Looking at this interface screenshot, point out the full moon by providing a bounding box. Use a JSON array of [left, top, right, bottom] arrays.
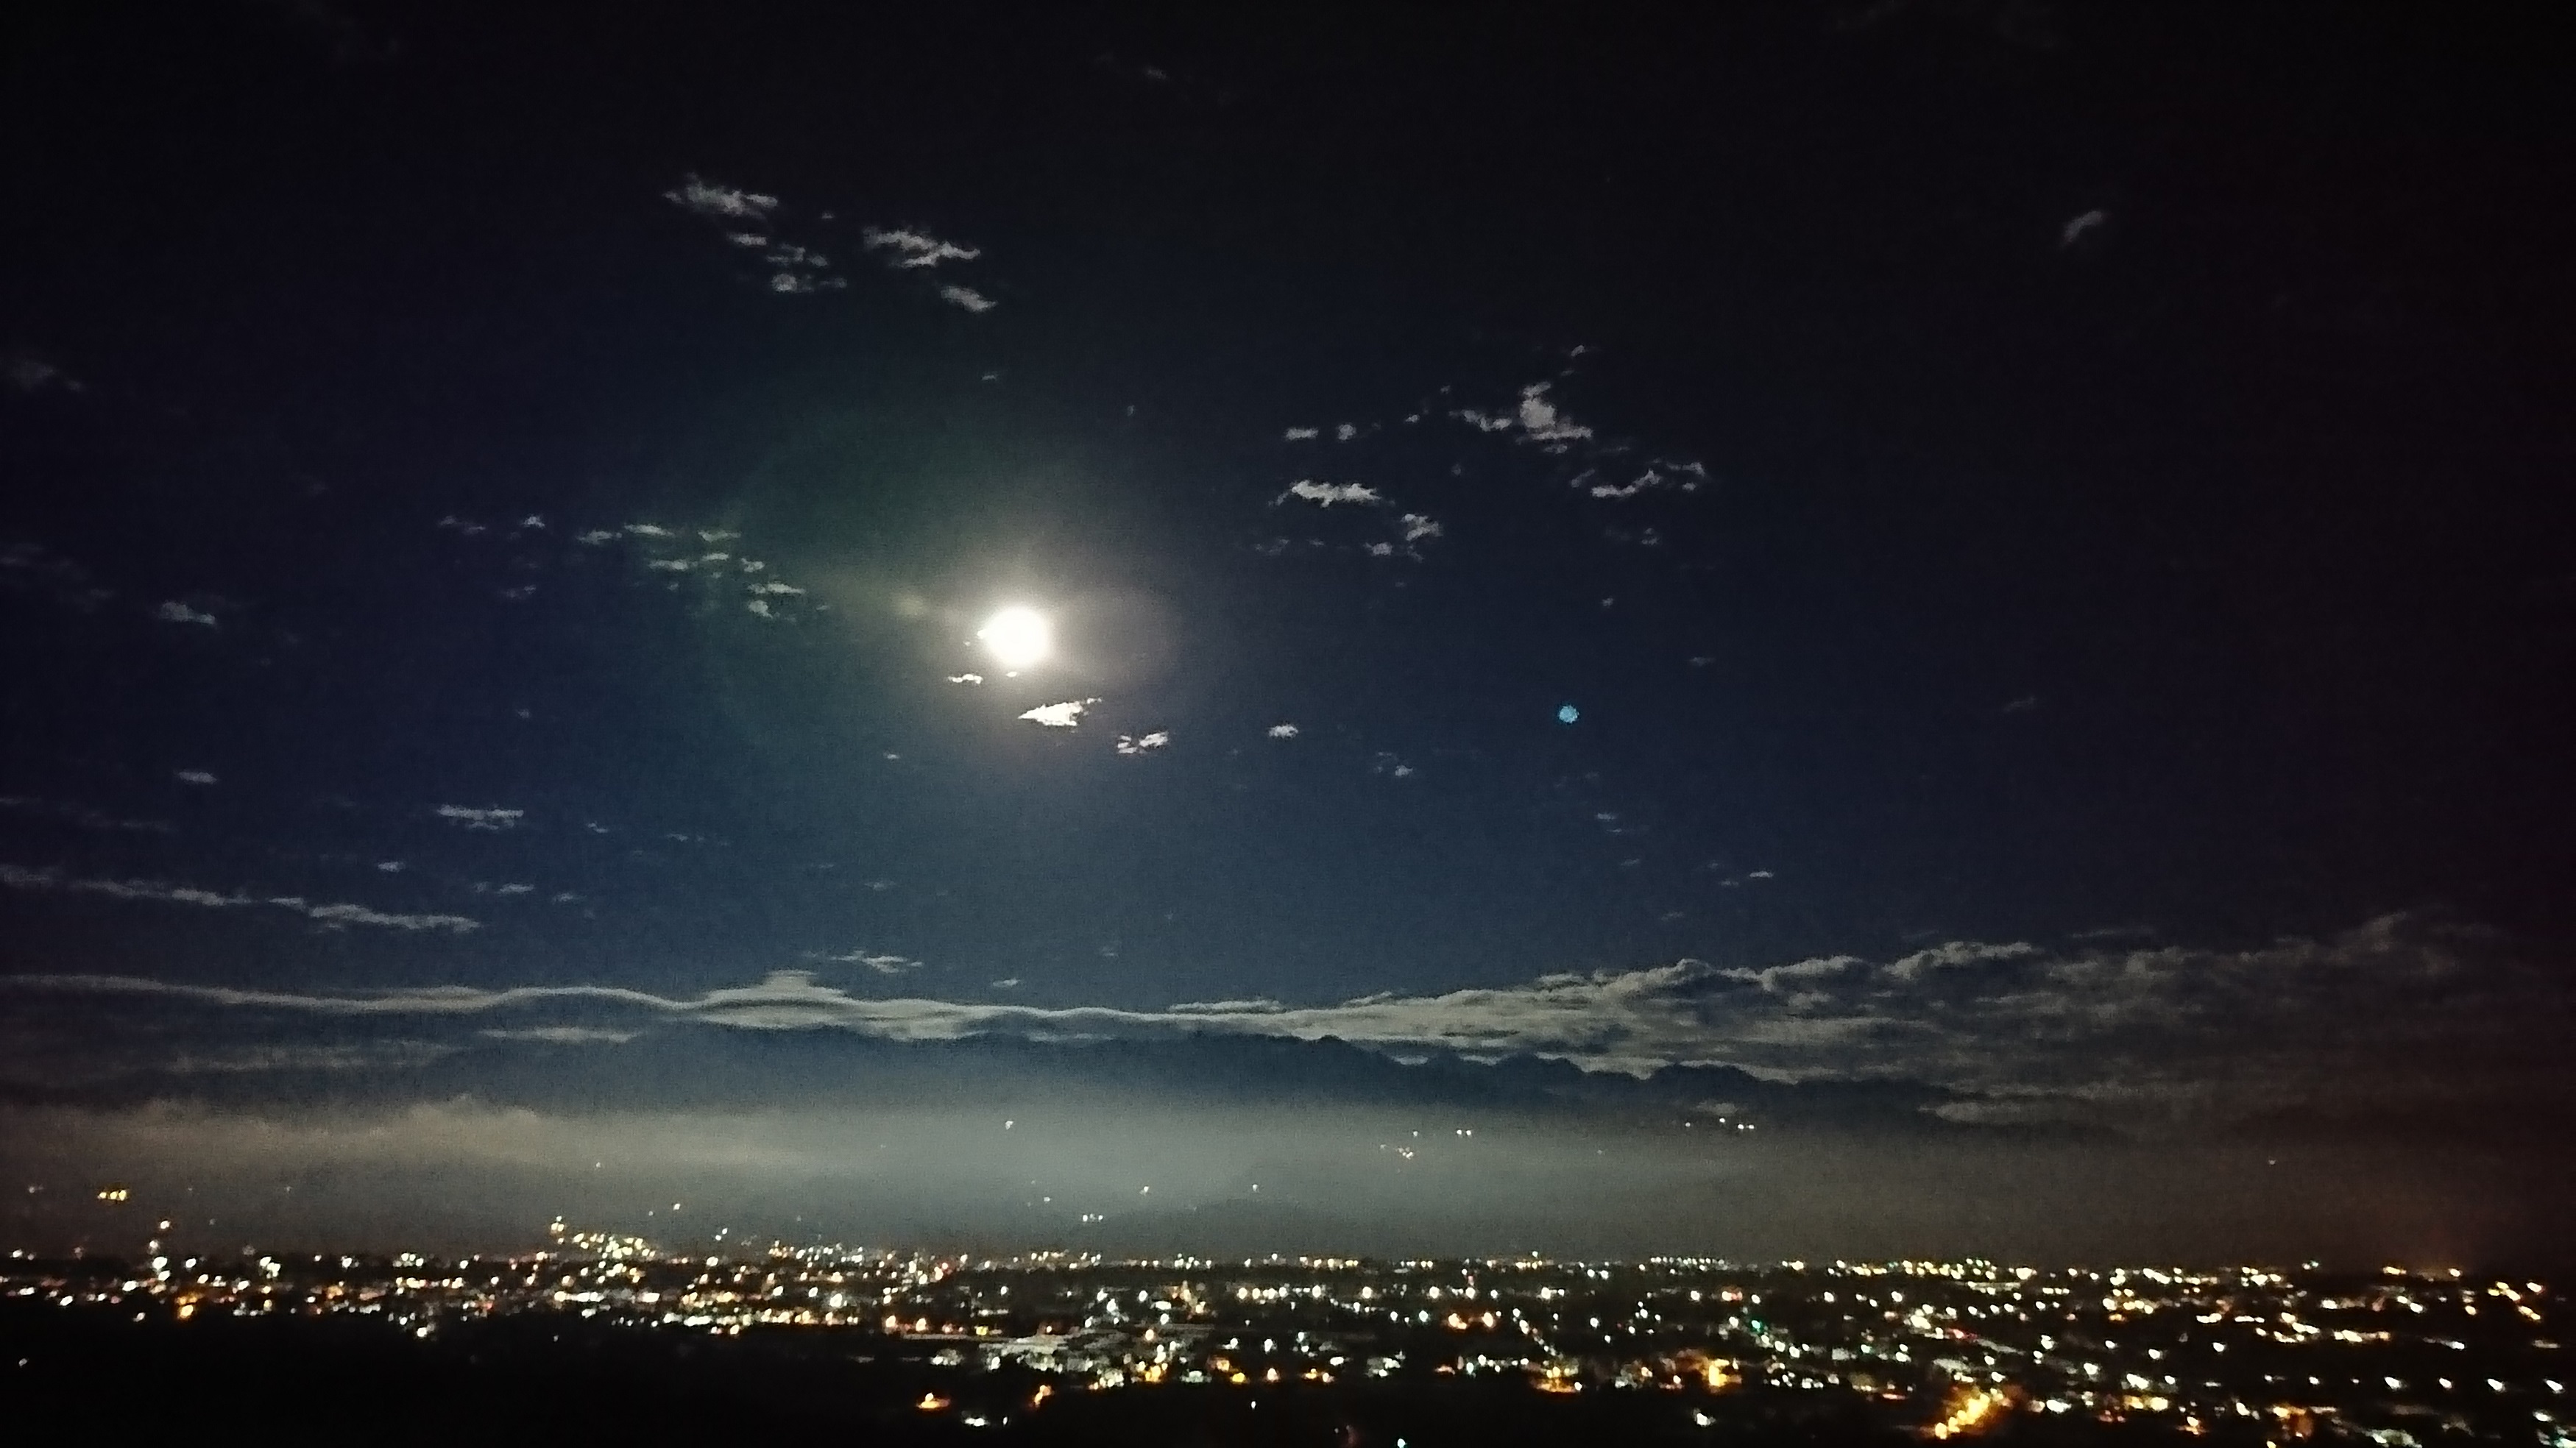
[[977, 606, 1052, 670]]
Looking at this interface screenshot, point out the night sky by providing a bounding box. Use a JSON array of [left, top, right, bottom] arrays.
[[4, 1, 2573, 1265]]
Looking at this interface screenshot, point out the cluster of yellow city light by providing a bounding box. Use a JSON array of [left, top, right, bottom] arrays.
[[1928, 1385, 2009, 1439]]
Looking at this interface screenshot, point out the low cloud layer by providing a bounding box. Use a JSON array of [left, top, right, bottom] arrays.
[[10, 916, 2555, 1131], [10, 1091, 2494, 1263]]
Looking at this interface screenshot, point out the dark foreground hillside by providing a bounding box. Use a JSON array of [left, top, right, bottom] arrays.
[[0, 1302, 2240, 1447]]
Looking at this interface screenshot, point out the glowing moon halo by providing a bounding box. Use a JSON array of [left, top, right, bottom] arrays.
[[977, 606, 1052, 670]]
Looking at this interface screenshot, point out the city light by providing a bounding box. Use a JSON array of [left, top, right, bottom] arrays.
[[5, 1224, 2560, 1441]]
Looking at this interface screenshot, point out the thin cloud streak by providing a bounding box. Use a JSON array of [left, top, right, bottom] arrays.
[[0, 863, 479, 932], [434, 805, 524, 831], [663, 175, 776, 221], [1278, 480, 1381, 507], [0, 796, 174, 835], [861, 227, 980, 269]]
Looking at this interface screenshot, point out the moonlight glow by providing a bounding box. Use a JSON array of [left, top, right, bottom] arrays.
[[977, 606, 1052, 670]]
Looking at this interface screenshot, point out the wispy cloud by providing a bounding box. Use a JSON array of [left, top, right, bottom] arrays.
[[938, 284, 997, 314], [153, 600, 218, 628], [297, 901, 481, 931], [663, 175, 777, 221], [1584, 459, 1704, 500], [746, 579, 805, 620], [0, 796, 173, 835], [1114, 731, 1170, 756], [1017, 699, 1097, 728], [434, 805, 523, 831], [0, 862, 478, 932], [1282, 426, 1320, 441], [861, 227, 980, 269], [662, 177, 841, 293], [480, 1026, 641, 1045], [1266, 723, 1299, 739], [576, 520, 815, 620], [1, 542, 115, 613], [4, 352, 83, 394], [1399, 514, 1442, 542], [1586, 469, 1657, 499], [174, 770, 218, 787], [813, 948, 921, 975], [1452, 383, 1594, 447], [1278, 480, 1381, 507], [947, 672, 986, 686], [1515, 383, 1591, 442], [158, 1042, 461, 1074], [760, 249, 844, 293]]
